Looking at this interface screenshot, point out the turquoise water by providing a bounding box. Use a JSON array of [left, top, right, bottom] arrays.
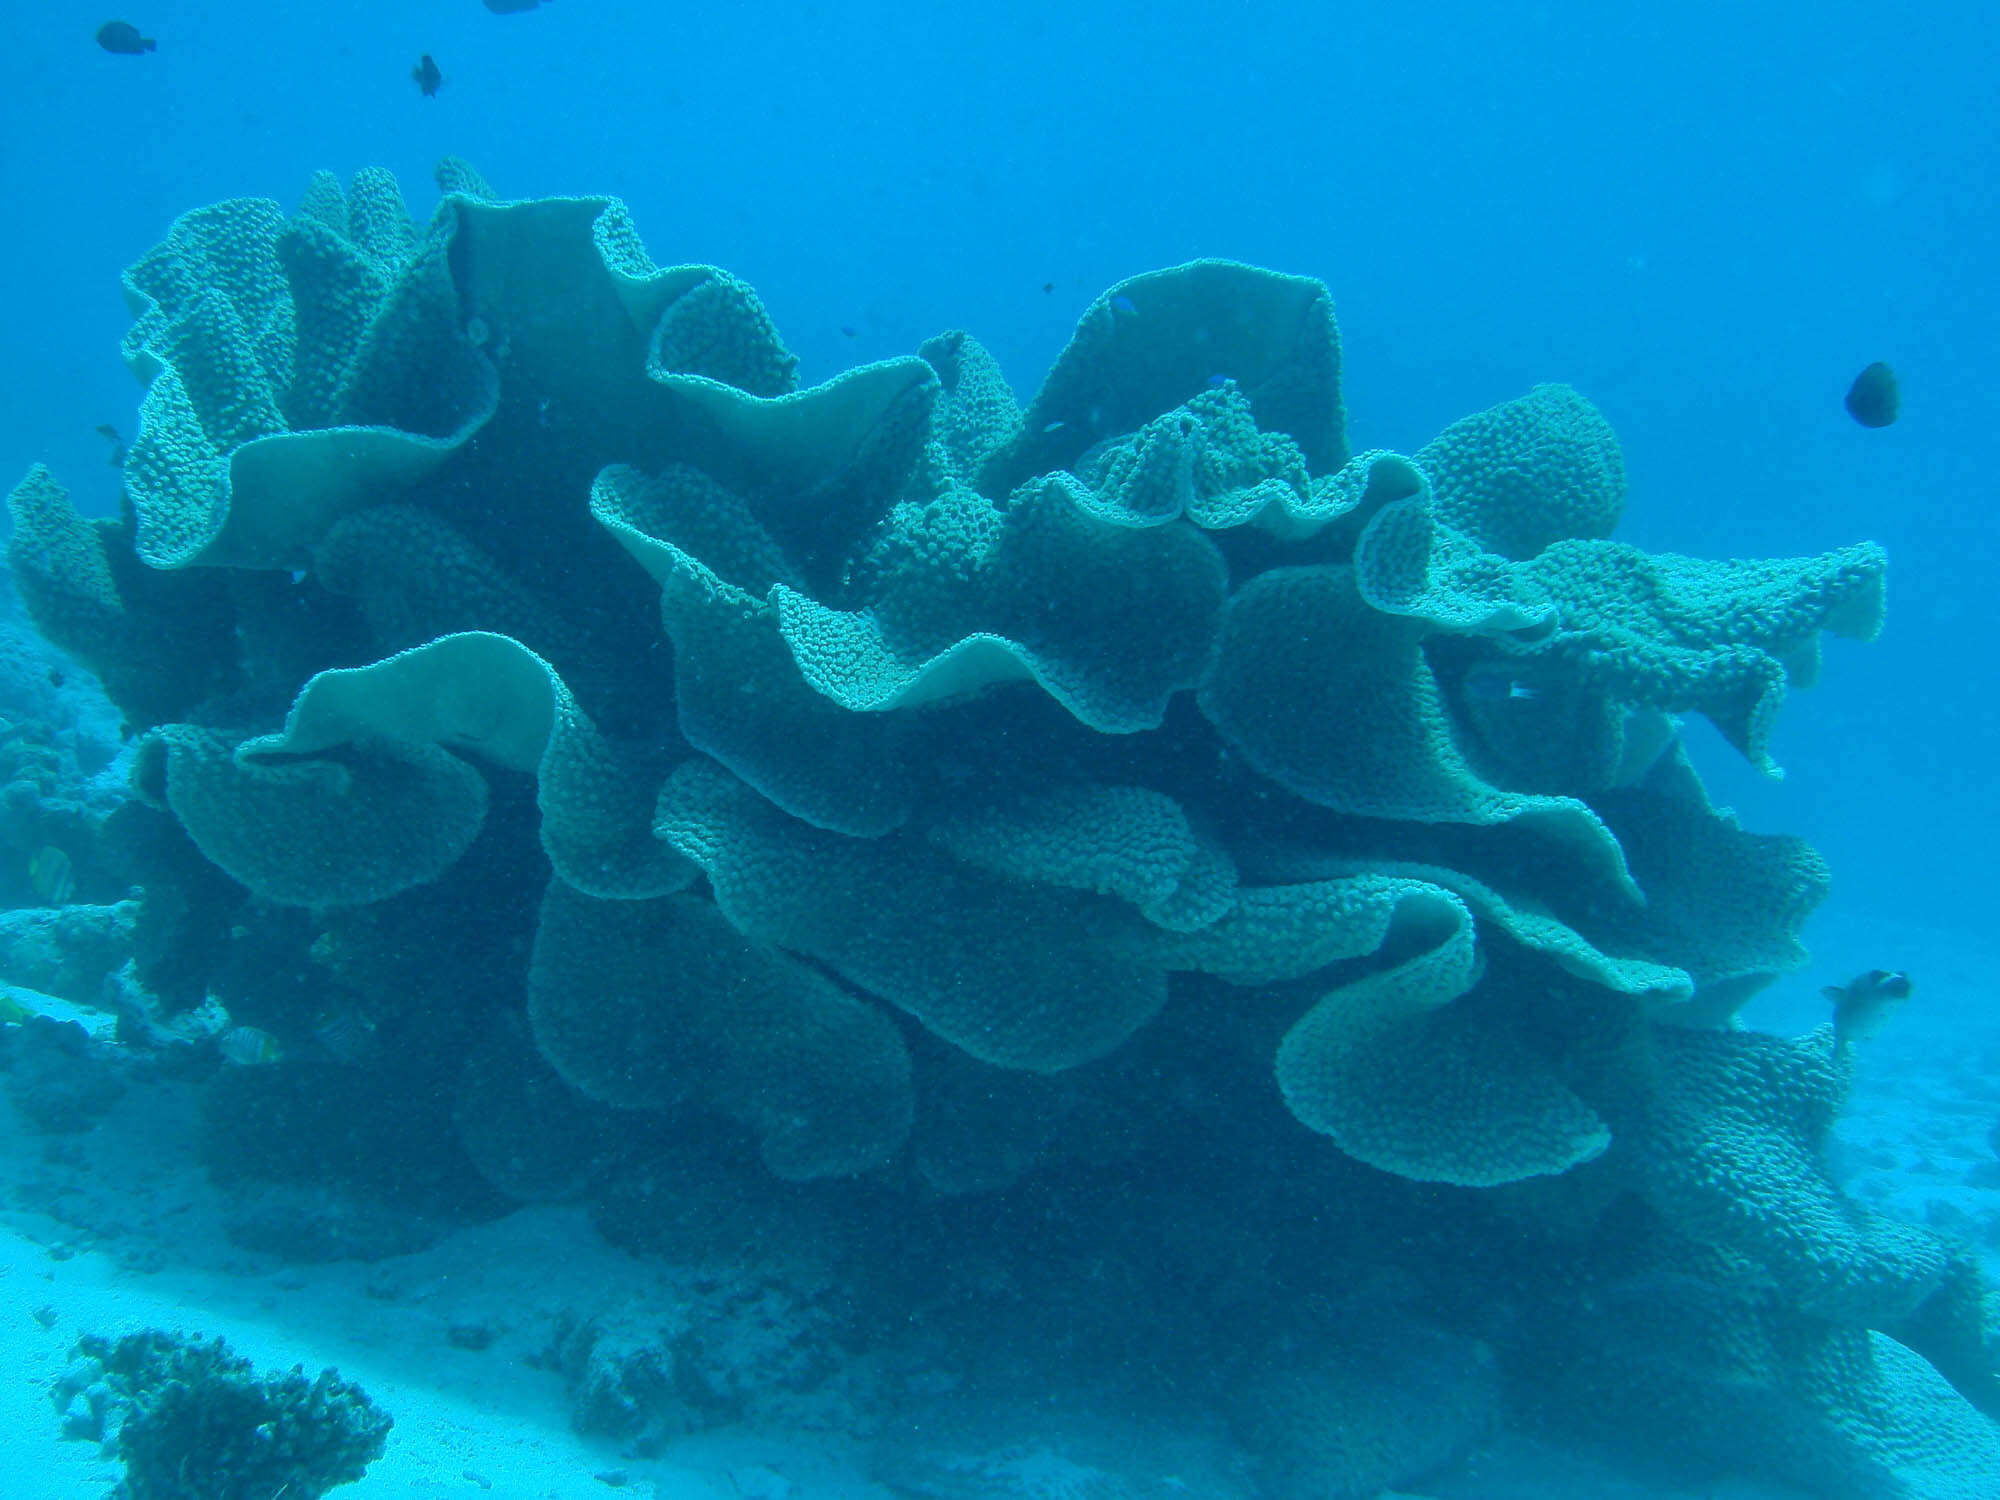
[[0, 5, 1994, 1498]]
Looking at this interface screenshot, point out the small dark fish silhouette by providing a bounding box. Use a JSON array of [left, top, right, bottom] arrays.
[[1845, 362, 1899, 428], [95, 423, 127, 467], [96, 21, 156, 54], [1042, 281, 1055, 294], [485, 0, 550, 10], [412, 54, 443, 97], [839, 325, 859, 338], [309, 1004, 380, 1067], [46, 668, 65, 689]]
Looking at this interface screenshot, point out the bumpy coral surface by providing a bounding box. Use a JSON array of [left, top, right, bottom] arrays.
[[55, 1329, 390, 1500], [10, 160, 1990, 1498]]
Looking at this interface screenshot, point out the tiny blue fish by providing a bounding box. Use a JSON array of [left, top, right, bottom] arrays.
[[1463, 665, 1540, 703], [1206, 374, 1230, 389], [1110, 295, 1138, 316]]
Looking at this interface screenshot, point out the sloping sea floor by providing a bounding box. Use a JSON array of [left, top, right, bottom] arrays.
[[0, 1020, 1855, 1500], [9, 921, 1991, 1499]]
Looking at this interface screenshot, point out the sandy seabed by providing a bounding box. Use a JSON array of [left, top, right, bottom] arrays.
[[0, 906, 1991, 1500]]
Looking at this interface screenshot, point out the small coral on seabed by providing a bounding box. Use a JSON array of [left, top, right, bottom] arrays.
[[52, 1328, 391, 1500]]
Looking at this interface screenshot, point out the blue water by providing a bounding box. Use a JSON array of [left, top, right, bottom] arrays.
[[4, 0, 1991, 935], [1, 4, 1997, 1497]]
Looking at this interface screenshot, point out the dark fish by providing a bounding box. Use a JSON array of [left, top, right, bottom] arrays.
[[96, 423, 127, 467], [1845, 362, 1899, 428], [412, 53, 443, 97], [485, 0, 550, 10], [46, 668, 65, 688], [1042, 281, 1055, 294], [1823, 968, 1912, 1047], [310, 1005, 379, 1067], [96, 21, 156, 55]]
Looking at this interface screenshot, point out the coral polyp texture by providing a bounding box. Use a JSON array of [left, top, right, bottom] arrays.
[[11, 160, 1993, 1499], [54, 1329, 390, 1500]]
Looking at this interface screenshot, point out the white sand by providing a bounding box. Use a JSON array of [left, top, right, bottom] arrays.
[[0, 1055, 883, 1500], [2, 1203, 697, 1500]]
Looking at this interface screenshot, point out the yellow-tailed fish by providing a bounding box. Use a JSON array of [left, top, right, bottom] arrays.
[[218, 1025, 283, 1066]]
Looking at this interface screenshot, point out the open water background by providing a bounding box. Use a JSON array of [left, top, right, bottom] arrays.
[[0, 0, 1992, 966]]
